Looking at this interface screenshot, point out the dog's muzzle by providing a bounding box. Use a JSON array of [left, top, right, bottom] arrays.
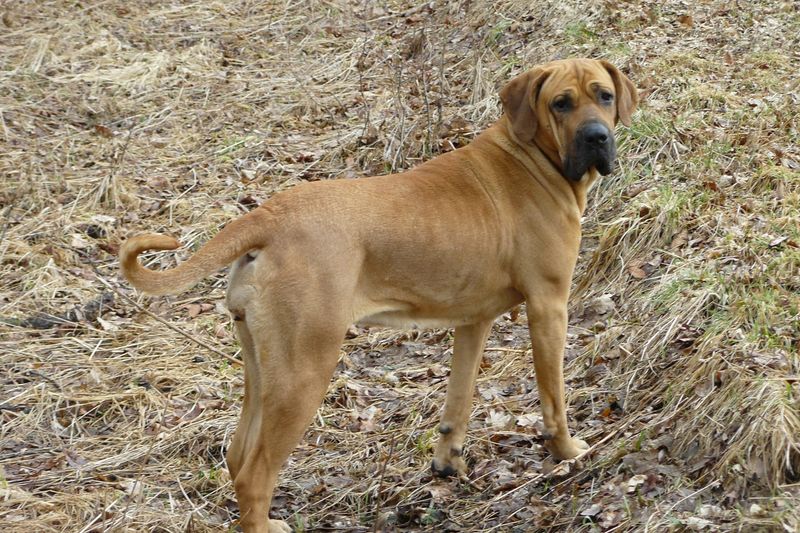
[[563, 121, 616, 182]]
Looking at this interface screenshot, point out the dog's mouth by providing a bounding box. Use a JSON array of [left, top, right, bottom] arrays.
[[563, 150, 615, 182], [562, 123, 616, 182]]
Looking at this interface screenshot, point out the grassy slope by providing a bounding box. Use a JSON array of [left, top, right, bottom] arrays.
[[1, 0, 797, 531]]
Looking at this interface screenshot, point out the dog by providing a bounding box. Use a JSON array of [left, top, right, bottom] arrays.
[[120, 58, 637, 532]]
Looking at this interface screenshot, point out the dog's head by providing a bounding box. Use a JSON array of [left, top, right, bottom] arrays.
[[500, 58, 638, 182]]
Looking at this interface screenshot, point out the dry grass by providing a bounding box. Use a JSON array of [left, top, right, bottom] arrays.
[[1, 1, 798, 531]]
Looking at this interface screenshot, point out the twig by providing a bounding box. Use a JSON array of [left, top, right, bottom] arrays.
[[435, 29, 447, 134], [96, 125, 135, 208], [92, 272, 243, 367], [366, 2, 430, 24], [358, 0, 372, 143], [77, 498, 120, 533], [120, 437, 157, 528], [391, 58, 406, 171], [418, 25, 434, 158], [643, 479, 720, 532], [26, 370, 62, 391], [371, 433, 396, 533], [0, 178, 23, 266]]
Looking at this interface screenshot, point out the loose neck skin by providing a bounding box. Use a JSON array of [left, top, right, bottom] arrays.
[[490, 117, 593, 217]]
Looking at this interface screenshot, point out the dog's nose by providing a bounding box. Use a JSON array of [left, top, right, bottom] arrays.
[[580, 122, 610, 146]]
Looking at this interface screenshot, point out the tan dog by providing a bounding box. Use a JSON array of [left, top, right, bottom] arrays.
[[120, 58, 637, 532]]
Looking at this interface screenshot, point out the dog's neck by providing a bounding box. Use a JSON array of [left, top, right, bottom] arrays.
[[488, 118, 592, 216]]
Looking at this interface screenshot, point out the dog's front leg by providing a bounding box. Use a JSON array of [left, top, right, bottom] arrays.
[[432, 319, 493, 477], [527, 304, 588, 460]]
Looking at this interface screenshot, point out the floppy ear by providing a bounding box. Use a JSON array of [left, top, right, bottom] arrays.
[[499, 67, 550, 144], [600, 60, 639, 127]]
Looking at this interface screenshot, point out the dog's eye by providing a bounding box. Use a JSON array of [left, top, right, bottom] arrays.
[[552, 98, 571, 112], [600, 91, 614, 104]]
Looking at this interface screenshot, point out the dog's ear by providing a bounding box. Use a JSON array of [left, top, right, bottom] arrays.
[[600, 60, 639, 127], [499, 67, 551, 144]]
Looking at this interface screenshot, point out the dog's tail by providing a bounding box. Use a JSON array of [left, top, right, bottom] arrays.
[[120, 207, 272, 295]]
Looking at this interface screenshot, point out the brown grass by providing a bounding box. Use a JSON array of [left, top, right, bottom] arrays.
[[1, 1, 798, 531]]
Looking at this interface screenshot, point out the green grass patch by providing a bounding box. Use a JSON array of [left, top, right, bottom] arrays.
[[564, 21, 596, 45]]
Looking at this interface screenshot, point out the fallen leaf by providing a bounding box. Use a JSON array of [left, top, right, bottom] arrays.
[[516, 413, 539, 428], [683, 516, 713, 530], [628, 256, 662, 279], [91, 214, 116, 224], [599, 509, 623, 529], [724, 51, 734, 64], [182, 403, 203, 422], [584, 364, 608, 384], [0, 485, 31, 501], [698, 504, 722, 518], [122, 479, 144, 497], [70, 233, 91, 249], [626, 473, 647, 493], [487, 409, 513, 429], [548, 459, 576, 478], [65, 450, 87, 469], [623, 183, 650, 199], [627, 260, 647, 279], [97, 316, 119, 331], [749, 503, 767, 517], [427, 483, 453, 502], [670, 229, 689, 251], [581, 503, 602, 517], [769, 236, 788, 248], [147, 176, 170, 190], [94, 124, 114, 138], [98, 241, 119, 255], [590, 294, 616, 314], [349, 405, 381, 432], [214, 323, 231, 340]]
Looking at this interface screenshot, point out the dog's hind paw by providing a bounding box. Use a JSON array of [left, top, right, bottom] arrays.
[[546, 437, 589, 461], [269, 519, 293, 533]]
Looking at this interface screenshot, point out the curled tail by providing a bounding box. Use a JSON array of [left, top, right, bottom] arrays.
[[120, 207, 272, 295]]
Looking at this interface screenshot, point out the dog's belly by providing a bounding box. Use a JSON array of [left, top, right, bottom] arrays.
[[357, 314, 474, 329], [355, 287, 523, 329]]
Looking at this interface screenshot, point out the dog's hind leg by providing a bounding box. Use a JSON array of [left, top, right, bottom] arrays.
[[226, 320, 257, 482], [431, 319, 493, 477], [230, 307, 346, 533]]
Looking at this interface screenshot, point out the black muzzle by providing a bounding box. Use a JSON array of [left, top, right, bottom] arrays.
[[562, 121, 616, 182]]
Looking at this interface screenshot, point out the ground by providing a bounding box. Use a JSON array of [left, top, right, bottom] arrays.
[[1, 1, 798, 531]]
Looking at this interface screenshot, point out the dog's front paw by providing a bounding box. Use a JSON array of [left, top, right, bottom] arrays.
[[545, 437, 589, 461], [431, 447, 467, 478]]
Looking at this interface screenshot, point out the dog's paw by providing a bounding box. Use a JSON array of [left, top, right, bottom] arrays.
[[545, 437, 589, 461], [269, 518, 293, 533], [431, 448, 467, 478]]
